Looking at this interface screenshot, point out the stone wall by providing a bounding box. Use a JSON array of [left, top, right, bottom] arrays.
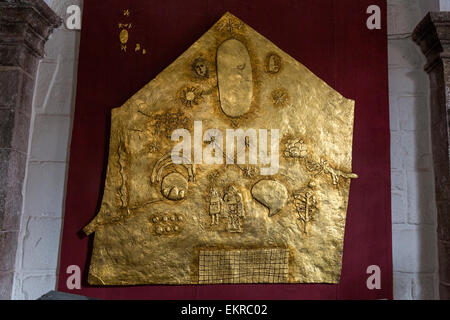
[[0, 0, 61, 300], [388, 0, 439, 299], [11, 0, 82, 300], [440, 0, 450, 11], [412, 10, 450, 300]]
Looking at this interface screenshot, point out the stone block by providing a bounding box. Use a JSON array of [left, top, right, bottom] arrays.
[[390, 131, 403, 170], [21, 217, 62, 271], [0, 149, 26, 231], [436, 201, 450, 242], [0, 44, 39, 77], [429, 85, 446, 127], [0, 231, 18, 272], [431, 119, 450, 168], [388, 68, 428, 95], [0, 68, 36, 117], [0, 180, 24, 232], [12, 111, 31, 154], [24, 162, 67, 218], [33, 62, 57, 111], [392, 224, 437, 273], [441, 0, 450, 12], [19, 73, 36, 116], [0, 272, 14, 300], [389, 94, 399, 131], [428, 66, 444, 91], [30, 115, 71, 162], [433, 161, 450, 202], [44, 29, 81, 62], [407, 170, 437, 224], [401, 131, 433, 170], [0, 109, 31, 153], [387, 0, 423, 35], [393, 272, 412, 300], [411, 273, 437, 300], [391, 170, 407, 224], [21, 274, 57, 300], [0, 68, 21, 109], [0, 109, 14, 149], [398, 96, 430, 131], [0, 149, 26, 187], [388, 39, 424, 69], [34, 60, 77, 115], [438, 240, 450, 284]]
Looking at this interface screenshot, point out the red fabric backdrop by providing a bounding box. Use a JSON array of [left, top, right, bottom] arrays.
[[57, 0, 391, 299]]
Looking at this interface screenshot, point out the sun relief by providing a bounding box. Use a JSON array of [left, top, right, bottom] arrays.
[[83, 12, 357, 285]]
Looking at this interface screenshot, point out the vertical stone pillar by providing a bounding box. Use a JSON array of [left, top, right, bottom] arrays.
[[0, 0, 61, 299], [413, 12, 450, 300]]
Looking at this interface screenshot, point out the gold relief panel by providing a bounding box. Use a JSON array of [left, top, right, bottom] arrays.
[[83, 12, 358, 285]]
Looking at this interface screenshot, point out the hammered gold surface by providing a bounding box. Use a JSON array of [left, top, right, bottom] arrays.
[[84, 12, 357, 285]]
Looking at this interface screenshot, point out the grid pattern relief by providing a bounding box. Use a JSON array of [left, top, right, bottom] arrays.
[[198, 248, 289, 284]]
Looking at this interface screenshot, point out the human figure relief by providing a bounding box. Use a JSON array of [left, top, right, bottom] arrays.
[[208, 188, 222, 225], [223, 186, 245, 233]]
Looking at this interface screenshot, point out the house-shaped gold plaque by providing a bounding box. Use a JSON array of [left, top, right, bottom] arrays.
[[84, 12, 357, 285]]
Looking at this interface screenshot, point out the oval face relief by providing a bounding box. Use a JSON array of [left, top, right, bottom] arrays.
[[217, 39, 253, 118]]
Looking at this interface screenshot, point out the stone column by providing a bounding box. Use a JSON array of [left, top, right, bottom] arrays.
[[413, 12, 450, 300], [0, 0, 61, 299]]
